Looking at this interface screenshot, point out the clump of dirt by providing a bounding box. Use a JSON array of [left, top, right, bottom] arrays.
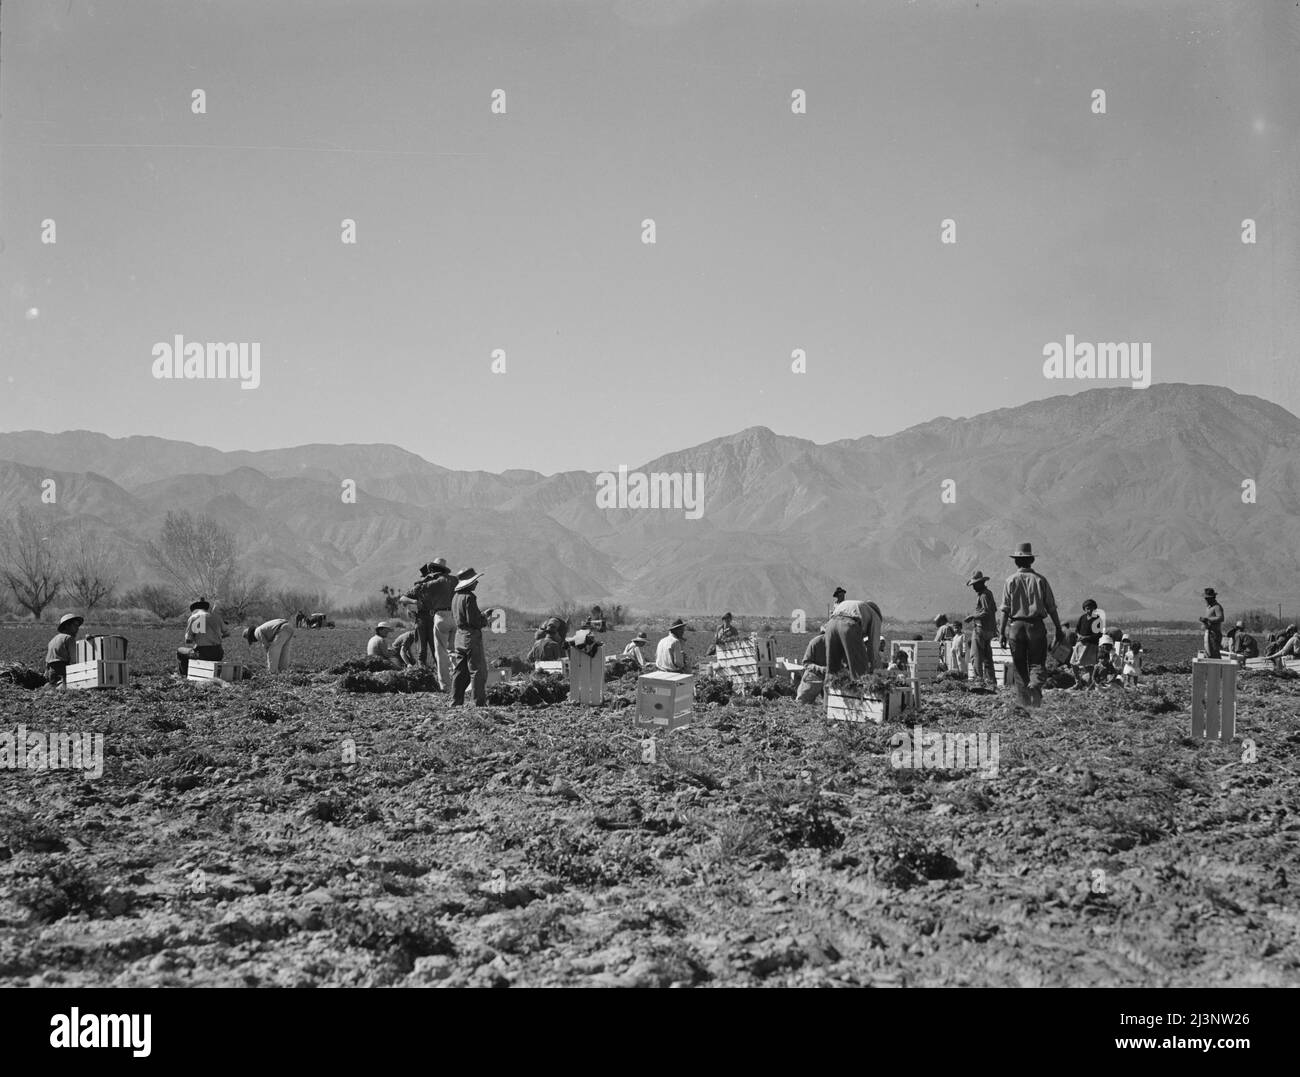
[[745, 677, 796, 700], [486, 675, 571, 707], [337, 667, 442, 693], [0, 663, 46, 690], [328, 657, 396, 675], [694, 673, 733, 705]]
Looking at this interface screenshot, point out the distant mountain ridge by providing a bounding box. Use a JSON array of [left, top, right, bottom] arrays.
[[2, 383, 1297, 619]]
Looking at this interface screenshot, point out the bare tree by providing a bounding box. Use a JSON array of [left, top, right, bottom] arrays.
[[65, 524, 119, 611], [0, 507, 64, 618], [222, 573, 272, 623], [145, 511, 240, 602], [121, 584, 186, 620]]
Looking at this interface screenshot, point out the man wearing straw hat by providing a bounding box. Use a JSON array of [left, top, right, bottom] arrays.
[[997, 542, 1064, 708], [655, 619, 691, 673], [621, 631, 650, 669], [44, 613, 84, 688], [962, 571, 998, 687], [178, 596, 227, 676], [450, 568, 495, 706]]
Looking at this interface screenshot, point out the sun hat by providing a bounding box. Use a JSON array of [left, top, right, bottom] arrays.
[[934, 614, 948, 626], [831, 586, 846, 598], [1010, 541, 1035, 559], [1099, 634, 1114, 647], [428, 557, 451, 574], [190, 597, 211, 612], [966, 571, 989, 587], [632, 634, 648, 644], [454, 568, 483, 592], [721, 612, 733, 620], [668, 618, 686, 633], [1203, 587, 1217, 598], [57, 613, 84, 631]]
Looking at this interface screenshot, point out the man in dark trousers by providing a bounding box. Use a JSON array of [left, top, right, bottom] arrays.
[[963, 570, 998, 687], [1200, 588, 1225, 659], [450, 568, 494, 707], [997, 542, 1064, 708], [825, 598, 879, 678], [178, 596, 228, 676]]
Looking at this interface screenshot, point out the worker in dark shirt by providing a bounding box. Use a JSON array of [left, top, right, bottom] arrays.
[[1200, 588, 1225, 659], [450, 568, 494, 706], [45, 614, 84, 687], [998, 543, 1064, 708], [402, 558, 457, 688], [963, 570, 998, 686]]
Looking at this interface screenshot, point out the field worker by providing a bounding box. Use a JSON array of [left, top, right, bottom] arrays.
[[1069, 599, 1103, 689], [708, 612, 739, 655], [527, 628, 563, 664], [621, 632, 650, 669], [243, 617, 296, 672], [825, 597, 880, 677], [45, 613, 84, 688], [541, 615, 569, 645], [402, 557, 457, 689], [1225, 623, 1258, 659], [655, 618, 690, 673], [997, 542, 1064, 708], [390, 628, 419, 668], [1199, 588, 1225, 658], [1266, 624, 1300, 660], [177, 596, 228, 676], [962, 571, 998, 686], [367, 622, 394, 662], [451, 568, 495, 707]]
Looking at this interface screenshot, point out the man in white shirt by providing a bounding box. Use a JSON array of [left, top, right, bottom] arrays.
[[243, 618, 296, 672], [655, 618, 690, 673]]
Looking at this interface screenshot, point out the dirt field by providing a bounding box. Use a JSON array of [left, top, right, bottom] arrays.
[[1, 624, 1296, 987]]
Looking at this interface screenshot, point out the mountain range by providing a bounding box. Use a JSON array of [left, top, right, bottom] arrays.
[[1, 383, 1296, 619]]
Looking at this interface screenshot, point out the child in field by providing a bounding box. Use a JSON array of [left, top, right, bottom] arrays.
[[1122, 639, 1142, 687], [45, 613, 84, 687], [887, 648, 910, 678], [1091, 635, 1121, 689]]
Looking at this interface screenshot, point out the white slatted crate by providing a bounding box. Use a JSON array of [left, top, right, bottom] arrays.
[[636, 672, 694, 731], [65, 660, 129, 690], [534, 659, 567, 676], [890, 640, 943, 682], [187, 660, 244, 683], [971, 644, 1014, 687], [75, 635, 128, 662], [1191, 658, 1237, 741], [826, 686, 905, 724], [714, 637, 777, 684], [1282, 658, 1300, 674], [775, 659, 803, 685], [568, 646, 604, 705], [1242, 657, 1277, 673]]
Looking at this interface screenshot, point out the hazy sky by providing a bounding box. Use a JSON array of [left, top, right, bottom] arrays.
[[2, 0, 1296, 473]]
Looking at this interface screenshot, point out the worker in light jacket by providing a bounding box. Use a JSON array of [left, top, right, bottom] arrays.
[[178, 596, 227, 676], [243, 617, 296, 672]]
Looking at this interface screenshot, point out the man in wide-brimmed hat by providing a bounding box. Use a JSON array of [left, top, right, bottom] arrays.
[[401, 557, 457, 687], [997, 542, 1064, 708], [1226, 621, 1259, 660], [367, 621, 396, 664], [963, 570, 998, 687], [45, 613, 84, 688], [708, 611, 739, 656], [178, 595, 229, 676], [621, 632, 650, 670], [655, 618, 691, 673], [1199, 587, 1225, 659], [450, 568, 495, 706]]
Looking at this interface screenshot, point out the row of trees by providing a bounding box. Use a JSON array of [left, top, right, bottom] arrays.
[[0, 508, 273, 621]]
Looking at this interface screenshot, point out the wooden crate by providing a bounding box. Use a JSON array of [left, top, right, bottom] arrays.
[[714, 637, 776, 685], [1242, 657, 1277, 673], [75, 635, 128, 662], [636, 672, 694, 731], [971, 645, 1013, 687], [826, 686, 905, 724], [534, 659, 567, 676], [65, 660, 129, 690], [187, 660, 244, 683], [775, 659, 803, 685], [890, 640, 943, 682], [485, 668, 508, 686], [568, 646, 604, 705], [1283, 658, 1300, 674], [1191, 658, 1237, 741]]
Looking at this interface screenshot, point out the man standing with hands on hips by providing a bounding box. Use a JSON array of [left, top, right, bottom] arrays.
[[998, 542, 1064, 708]]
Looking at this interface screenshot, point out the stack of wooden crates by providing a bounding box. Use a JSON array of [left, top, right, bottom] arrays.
[[970, 643, 1014, 687], [67, 635, 129, 690], [891, 640, 943, 682]]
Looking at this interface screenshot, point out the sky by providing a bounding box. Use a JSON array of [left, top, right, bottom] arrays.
[[1, 0, 1297, 474]]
